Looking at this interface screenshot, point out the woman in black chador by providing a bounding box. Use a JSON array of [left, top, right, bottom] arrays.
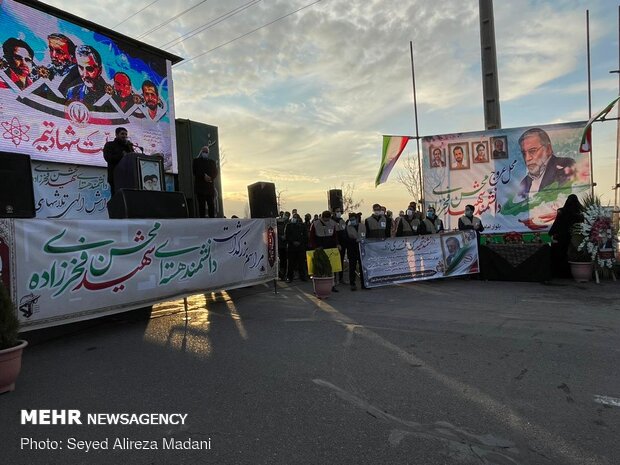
[[549, 194, 583, 278]]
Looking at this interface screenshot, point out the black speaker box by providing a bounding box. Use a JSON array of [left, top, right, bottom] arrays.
[[247, 182, 277, 218], [0, 151, 35, 218], [328, 189, 343, 212], [107, 189, 189, 219]]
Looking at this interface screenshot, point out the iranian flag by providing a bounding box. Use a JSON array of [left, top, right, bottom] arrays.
[[375, 135, 411, 186], [580, 95, 620, 153]]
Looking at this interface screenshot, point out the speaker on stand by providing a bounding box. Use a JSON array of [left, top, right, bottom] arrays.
[[0, 151, 35, 218], [247, 182, 277, 218]]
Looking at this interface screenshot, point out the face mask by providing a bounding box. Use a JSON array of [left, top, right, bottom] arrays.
[[427, 212, 434, 219], [466, 210, 473, 217], [200, 151, 210, 159], [290, 218, 297, 223], [285, 216, 290, 220], [406, 209, 413, 217], [373, 210, 382, 216], [349, 219, 357, 226], [335, 212, 342, 219]]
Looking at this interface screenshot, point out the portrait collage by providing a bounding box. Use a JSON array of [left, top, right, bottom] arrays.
[[428, 136, 509, 171]]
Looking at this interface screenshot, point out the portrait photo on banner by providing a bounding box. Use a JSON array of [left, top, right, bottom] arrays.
[[472, 141, 489, 164], [429, 145, 446, 168], [448, 142, 469, 170], [490, 136, 508, 159]]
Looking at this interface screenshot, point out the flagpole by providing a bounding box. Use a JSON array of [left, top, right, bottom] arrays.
[[615, 5, 620, 211], [587, 9, 595, 196], [410, 41, 424, 209]]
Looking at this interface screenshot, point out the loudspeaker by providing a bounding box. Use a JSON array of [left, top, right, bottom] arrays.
[[328, 189, 343, 212], [0, 151, 35, 218], [248, 182, 277, 218], [107, 189, 189, 219]]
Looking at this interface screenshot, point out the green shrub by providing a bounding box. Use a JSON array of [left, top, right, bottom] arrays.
[[567, 231, 591, 263], [312, 247, 333, 278], [0, 282, 19, 350]]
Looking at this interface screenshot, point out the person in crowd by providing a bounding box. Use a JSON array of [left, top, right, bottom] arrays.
[[193, 145, 219, 218], [422, 206, 444, 234], [333, 207, 347, 284], [112, 72, 133, 111], [458, 204, 484, 243], [518, 127, 575, 197], [345, 212, 367, 290], [309, 210, 340, 292], [395, 205, 424, 237], [548, 194, 584, 278], [492, 138, 507, 159], [103, 127, 133, 194], [141, 80, 165, 121], [47, 33, 80, 95], [276, 212, 290, 280], [284, 212, 308, 283], [408, 201, 423, 220], [66, 45, 107, 106], [445, 237, 461, 266], [313, 214, 319, 221], [304, 213, 312, 232], [0, 37, 35, 90], [364, 203, 389, 239]]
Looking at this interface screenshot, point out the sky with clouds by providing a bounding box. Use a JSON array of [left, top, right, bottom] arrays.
[[40, 0, 620, 217]]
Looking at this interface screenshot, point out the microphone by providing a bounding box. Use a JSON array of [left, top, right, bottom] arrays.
[[131, 142, 145, 153]]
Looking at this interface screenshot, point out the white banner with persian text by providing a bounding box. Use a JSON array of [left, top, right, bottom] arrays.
[[7, 218, 277, 330], [360, 232, 479, 288]]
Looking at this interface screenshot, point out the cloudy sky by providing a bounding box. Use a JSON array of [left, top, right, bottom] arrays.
[[42, 0, 620, 217]]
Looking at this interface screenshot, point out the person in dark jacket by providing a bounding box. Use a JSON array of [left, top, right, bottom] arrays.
[[458, 204, 484, 243], [284, 213, 308, 282], [103, 127, 133, 195], [345, 213, 366, 290], [549, 194, 583, 278], [193, 146, 219, 218], [395, 206, 424, 237], [334, 207, 347, 284], [364, 203, 389, 239]]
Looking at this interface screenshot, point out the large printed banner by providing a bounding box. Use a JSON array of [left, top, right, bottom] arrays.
[[422, 122, 590, 233], [360, 232, 479, 288], [1, 218, 277, 330], [0, 0, 177, 172]]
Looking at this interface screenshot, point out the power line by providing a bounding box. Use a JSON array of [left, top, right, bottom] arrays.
[[137, 0, 210, 40], [160, 0, 262, 50], [174, 0, 322, 68], [113, 0, 161, 28]]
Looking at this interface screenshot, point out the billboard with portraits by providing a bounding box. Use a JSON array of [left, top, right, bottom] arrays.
[[422, 122, 591, 233], [0, 0, 179, 173]]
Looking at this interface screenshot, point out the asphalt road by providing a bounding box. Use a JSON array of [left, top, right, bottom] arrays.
[[1, 277, 619, 465]]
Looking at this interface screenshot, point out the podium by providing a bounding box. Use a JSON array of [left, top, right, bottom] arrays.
[[114, 152, 164, 191]]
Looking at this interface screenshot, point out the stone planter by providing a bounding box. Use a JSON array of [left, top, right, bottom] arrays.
[[568, 261, 593, 283], [0, 339, 27, 394]]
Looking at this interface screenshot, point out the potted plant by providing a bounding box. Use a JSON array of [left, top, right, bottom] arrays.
[[311, 247, 333, 299], [567, 229, 593, 283], [0, 282, 27, 393]]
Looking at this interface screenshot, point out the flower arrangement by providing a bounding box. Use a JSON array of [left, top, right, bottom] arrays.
[[572, 194, 616, 269]]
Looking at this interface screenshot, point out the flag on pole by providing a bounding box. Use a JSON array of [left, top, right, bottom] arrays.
[[579, 95, 620, 153], [375, 136, 412, 186]]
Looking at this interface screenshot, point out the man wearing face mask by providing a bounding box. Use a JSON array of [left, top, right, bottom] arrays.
[[422, 207, 444, 234], [364, 203, 389, 239], [193, 145, 219, 218], [395, 205, 425, 237], [458, 204, 484, 243], [345, 212, 367, 290], [284, 213, 308, 283], [276, 211, 291, 280]]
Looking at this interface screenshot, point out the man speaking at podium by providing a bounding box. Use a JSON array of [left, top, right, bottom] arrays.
[[103, 127, 133, 194], [193, 145, 218, 218]]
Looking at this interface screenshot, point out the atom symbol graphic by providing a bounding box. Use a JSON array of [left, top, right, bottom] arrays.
[[1, 117, 30, 147]]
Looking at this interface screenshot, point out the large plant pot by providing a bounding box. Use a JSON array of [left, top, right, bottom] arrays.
[[312, 276, 333, 299], [0, 340, 27, 394], [569, 261, 593, 283]]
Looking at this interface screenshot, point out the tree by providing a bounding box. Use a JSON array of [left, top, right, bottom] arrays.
[[396, 154, 422, 203], [341, 183, 363, 213], [276, 187, 287, 212]]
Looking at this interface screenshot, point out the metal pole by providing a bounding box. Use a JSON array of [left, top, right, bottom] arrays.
[[615, 5, 620, 211], [587, 9, 595, 196], [410, 41, 424, 208]]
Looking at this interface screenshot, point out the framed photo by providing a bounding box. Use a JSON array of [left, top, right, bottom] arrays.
[[441, 232, 465, 269], [472, 141, 489, 164], [490, 136, 508, 159], [137, 156, 164, 191], [448, 143, 469, 170], [429, 145, 446, 168]]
